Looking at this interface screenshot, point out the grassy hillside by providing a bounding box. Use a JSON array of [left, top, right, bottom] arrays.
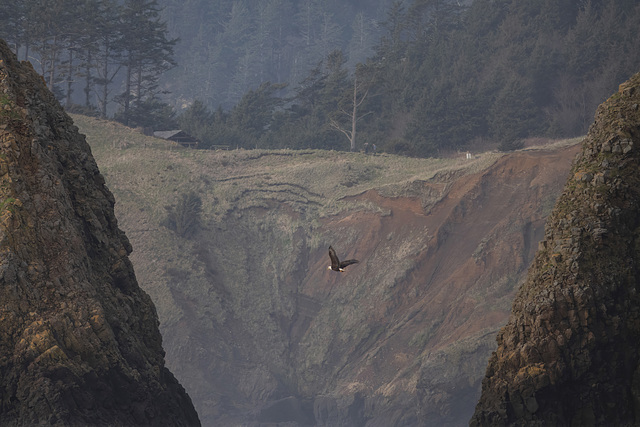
[[77, 115, 500, 208], [75, 113, 576, 217], [73, 113, 581, 426]]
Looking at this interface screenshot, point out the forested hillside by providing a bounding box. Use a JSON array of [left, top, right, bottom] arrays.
[[168, 0, 640, 156], [159, 0, 395, 109], [3, 0, 640, 156]]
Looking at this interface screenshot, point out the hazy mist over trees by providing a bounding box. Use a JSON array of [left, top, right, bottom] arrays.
[[159, 0, 393, 110], [2, 0, 177, 128], [3, 0, 640, 156], [170, 0, 640, 155]]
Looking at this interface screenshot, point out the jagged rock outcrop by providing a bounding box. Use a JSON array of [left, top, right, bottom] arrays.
[[0, 41, 200, 425], [471, 72, 640, 425]]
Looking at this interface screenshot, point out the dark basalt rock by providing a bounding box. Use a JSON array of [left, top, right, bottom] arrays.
[[471, 72, 640, 426], [0, 40, 199, 425]]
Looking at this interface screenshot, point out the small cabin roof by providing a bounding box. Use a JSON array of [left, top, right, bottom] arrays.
[[153, 130, 199, 147], [154, 130, 186, 139]]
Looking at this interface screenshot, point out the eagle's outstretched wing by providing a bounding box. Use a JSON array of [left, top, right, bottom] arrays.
[[339, 259, 359, 269]]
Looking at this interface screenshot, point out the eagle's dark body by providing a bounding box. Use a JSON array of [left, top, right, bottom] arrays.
[[328, 246, 359, 272]]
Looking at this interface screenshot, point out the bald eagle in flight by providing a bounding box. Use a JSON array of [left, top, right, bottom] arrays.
[[328, 246, 359, 272]]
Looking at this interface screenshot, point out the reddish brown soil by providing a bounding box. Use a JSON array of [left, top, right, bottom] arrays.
[[300, 145, 580, 398]]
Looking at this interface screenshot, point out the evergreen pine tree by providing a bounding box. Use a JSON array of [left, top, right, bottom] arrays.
[[115, 0, 177, 126]]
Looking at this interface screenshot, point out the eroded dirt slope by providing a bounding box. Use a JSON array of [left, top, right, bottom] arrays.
[[294, 148, 578, 426]]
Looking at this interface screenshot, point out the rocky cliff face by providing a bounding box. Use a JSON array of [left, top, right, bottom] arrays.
[[0, 41, 199, 425], [471, 73, 640, 425]]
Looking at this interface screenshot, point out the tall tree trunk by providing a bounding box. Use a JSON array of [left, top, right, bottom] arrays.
[[136, 66, 142, 107], [350, 75, 357, 152], [84, 49, 92, 107], [65, 49, 74, 108], [123, 57, 132, 126], [48, 35, 58, 89], [101, 43, 109, 118]]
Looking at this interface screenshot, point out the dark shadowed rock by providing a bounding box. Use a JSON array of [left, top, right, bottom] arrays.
[[0, 40, 200, 425], [471, 72, 640, 425]]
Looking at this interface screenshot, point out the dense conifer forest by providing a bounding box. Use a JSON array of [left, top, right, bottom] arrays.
[[3, 0, 640, 156]]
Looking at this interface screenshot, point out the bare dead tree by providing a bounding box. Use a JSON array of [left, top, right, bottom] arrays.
[[329, 67, 374, 152]]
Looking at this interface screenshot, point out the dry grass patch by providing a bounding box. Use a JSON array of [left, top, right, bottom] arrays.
[[72, 113, 578, 226]]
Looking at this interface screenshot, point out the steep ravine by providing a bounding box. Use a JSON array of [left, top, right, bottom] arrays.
[[471, 72, 640, 425], [79, 111, 580, 426], [0, 41, 199, 424]]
